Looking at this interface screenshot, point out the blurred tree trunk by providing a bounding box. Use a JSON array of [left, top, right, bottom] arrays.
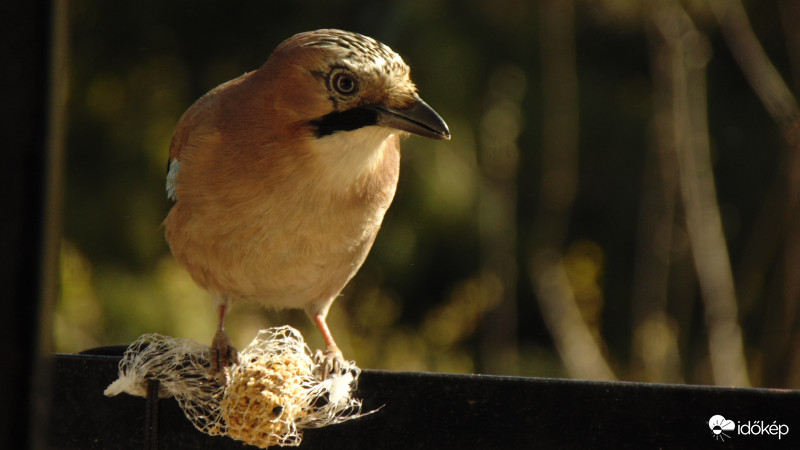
[[778, 0, 800, 389], [663, 1, 751, 387], [529, 0, 616, 381], [478, 63, 524, 375], [631, 0, 684, 384], [709, 0, 800, 387]]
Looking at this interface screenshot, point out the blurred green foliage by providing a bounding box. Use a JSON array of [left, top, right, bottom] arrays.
[[57, 0, 797, 386]]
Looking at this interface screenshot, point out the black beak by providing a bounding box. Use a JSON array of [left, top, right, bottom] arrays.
[[375, 96, 451, 140]]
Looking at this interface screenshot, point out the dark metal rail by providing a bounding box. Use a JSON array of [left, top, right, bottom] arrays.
[[46, 348, 800, 449]]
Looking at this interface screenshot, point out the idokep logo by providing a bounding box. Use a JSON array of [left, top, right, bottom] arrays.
[[708, 414, 790, 442], [709, 415, 736, 441]]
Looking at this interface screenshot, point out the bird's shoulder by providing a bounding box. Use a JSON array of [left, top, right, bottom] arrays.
[[168, 73, 257, 163]]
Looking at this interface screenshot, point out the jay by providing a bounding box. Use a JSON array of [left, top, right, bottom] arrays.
[[164, 29, 450, 374]]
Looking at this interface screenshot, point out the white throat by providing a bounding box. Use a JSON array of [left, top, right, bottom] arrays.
[[310, 126, 398, 187]]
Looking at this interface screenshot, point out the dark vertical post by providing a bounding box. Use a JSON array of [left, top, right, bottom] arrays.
[[145, 380, 161, 450], [0, 0, 63, 448]]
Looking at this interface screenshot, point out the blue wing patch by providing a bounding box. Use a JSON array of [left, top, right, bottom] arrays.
[[166, 158, 181, 201]]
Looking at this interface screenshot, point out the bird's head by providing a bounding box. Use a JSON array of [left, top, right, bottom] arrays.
[[257, 29, 450, 142]]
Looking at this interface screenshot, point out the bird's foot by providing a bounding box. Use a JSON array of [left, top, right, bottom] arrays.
[[210, 329, 239, 380], [312, 345, 348, 380]]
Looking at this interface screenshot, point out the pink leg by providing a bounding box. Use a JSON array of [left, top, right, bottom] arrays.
[[210, 302, 238, 375], [217, 302, 228, 332], [314, 313, 343, 357]]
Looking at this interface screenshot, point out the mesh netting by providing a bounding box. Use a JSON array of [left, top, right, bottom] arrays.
[[104, 326, 365, 448]]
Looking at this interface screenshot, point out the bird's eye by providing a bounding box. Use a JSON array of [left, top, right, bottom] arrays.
[[330, 69, 359, 96]]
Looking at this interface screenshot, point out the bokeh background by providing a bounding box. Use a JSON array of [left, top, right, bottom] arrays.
[[56, 0, 800, 388]]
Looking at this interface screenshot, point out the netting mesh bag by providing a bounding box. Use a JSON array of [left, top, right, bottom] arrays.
[[105, 326, 365, 448]]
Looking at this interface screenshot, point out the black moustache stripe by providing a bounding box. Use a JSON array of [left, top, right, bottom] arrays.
[[310, 107, 379, 137]]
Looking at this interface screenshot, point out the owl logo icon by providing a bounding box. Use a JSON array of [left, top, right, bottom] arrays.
[[709, 415, 736, 441]]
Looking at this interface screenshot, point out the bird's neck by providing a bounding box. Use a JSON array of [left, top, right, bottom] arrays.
[[307, 126, 400, 195]]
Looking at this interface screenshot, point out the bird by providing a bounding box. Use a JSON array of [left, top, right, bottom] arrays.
[[163, 29, 450, 375]]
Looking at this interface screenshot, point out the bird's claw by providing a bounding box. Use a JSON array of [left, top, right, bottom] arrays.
[[313, 346, 348, 380], [210, 329, 239, 382]]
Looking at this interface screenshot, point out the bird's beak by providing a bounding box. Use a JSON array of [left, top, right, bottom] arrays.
[[375, 96, 451, 140]]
